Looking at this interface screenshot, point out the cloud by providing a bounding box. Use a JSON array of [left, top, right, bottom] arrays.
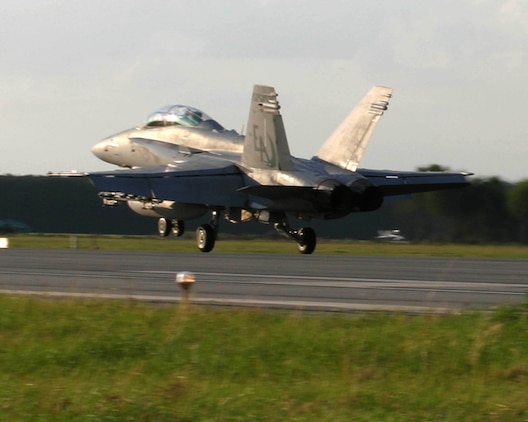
[[1, 0, 528, 179], [500, 0, 528, 26]]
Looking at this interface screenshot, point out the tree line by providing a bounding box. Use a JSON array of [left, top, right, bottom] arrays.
[[391, 165, 528, 243], [1, 172, 527, 243]]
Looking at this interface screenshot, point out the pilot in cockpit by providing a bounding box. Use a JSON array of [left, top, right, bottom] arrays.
[[142, 105, 229, 134], [145, 105, 206, 127]]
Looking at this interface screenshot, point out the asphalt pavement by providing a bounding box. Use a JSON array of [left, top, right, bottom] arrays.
[[1, 249, 527, 312]]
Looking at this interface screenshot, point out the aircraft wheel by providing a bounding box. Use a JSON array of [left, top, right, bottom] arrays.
[[171, 220, 185, 237], [158, 218, 171, 237], [196, 224, 216, 252], [297, 227, 316, 254]]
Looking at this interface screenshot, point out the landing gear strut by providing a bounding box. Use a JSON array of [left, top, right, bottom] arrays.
[[274, 222, 317, 254], [196, 210, 220, 253], [158, 218, 185, 237], [193, 211, 317, 254]]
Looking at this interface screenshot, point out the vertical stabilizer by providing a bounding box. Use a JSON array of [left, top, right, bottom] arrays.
[[315, 86, 393, 171], [241, 85, 294, 171]]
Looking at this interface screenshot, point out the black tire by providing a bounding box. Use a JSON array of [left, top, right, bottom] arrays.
[[158, 218, 171, 237], [297, 227, 316, 254], [171, 220, 185, 237], [196, 224, 216, 252]]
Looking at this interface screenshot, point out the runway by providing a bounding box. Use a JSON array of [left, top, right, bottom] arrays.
[[1, 248, 527, 312]]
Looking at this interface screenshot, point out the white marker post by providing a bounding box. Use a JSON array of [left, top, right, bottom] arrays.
[[0, 238, 8, 249], [176, 271, 196, 305]]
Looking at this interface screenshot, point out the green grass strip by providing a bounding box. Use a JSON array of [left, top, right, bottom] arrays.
[[6, 234, 528, 258], [1, 296, 528, 421]]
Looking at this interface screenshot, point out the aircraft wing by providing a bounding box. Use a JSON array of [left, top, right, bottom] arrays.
[[88, 154, 246, 207], [358, 169, 472, 196]]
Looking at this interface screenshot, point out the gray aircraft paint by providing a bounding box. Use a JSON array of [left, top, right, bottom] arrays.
[[79, 85, 471, 253]]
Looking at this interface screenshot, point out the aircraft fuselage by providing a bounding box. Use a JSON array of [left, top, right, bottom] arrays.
[[84, 87, 470, 254], [92, 125, 243, 168]]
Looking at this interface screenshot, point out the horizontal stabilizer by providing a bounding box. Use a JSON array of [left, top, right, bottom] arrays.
[[359, 169, 472, 196], [315, 86, 393, 171]]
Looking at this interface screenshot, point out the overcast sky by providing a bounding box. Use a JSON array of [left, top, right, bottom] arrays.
[[1, 0, 527, 181]]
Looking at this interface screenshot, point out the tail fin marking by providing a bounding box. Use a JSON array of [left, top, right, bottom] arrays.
[[315, 86, 393, 171], [241, 85, 294, 171]]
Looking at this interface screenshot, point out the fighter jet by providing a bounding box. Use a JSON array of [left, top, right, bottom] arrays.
[[86, 85, 470, 254]]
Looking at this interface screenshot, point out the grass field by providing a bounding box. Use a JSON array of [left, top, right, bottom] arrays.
[[6, 234, 528, 258], [1, 296, 528, 421], [3, 235, 528, 420]]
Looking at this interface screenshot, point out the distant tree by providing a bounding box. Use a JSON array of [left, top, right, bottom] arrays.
[[393, 165, 516, 243], [506, 179, 528, 243], [507, 180, 528, 220], [445, 177, 515, 243], [417, 164, 450, 172]]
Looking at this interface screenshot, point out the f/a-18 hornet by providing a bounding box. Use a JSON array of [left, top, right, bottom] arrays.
[[84, 85, 470, 254]]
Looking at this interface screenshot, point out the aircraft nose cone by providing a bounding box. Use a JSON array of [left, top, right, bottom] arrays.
[[91, 141, 107, 159]]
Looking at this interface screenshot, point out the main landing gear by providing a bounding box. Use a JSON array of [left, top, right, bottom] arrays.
[[194, 211, 317, 254], [196, 210, 219, 253], [161, 211, 316, 254], [274, 222, 317, 254], [196, 224, 216, 252], [157, 218, 185, 237]]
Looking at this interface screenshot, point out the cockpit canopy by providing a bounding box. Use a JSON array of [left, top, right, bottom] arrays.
[[144, 105, 224, 131]]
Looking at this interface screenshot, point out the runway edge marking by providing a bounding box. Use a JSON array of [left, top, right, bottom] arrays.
[[0, 289, 459, 314]]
